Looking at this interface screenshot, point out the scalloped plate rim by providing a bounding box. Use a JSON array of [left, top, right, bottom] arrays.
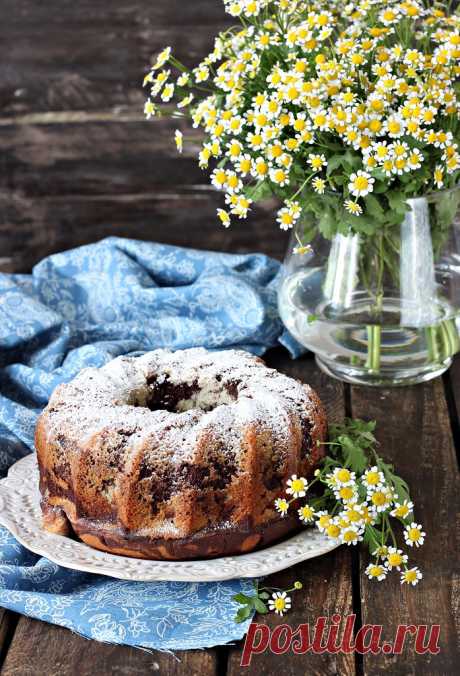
[[0, 454, 339, 582]]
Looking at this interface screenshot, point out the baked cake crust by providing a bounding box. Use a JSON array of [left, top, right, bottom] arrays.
[[36, 348, 327, 560]]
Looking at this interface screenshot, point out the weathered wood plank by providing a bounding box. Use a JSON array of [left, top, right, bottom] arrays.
[[0, 610, 16, 668], [0, 116, 289, 273], [0, 1, 230, 115], [0, 120, 205, 197], [350, 379, 460, 676], [0, 616, 218, 676], [0, 189, 284, 274], [227, 350, 356, 676]]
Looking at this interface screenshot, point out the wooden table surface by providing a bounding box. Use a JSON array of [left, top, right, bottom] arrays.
[[0, 2, 458, 674]]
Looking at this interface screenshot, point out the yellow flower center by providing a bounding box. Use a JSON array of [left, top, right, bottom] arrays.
[[274, 170, 286, 183], [343, 529, 358, 543], [239, 159, 251, 173], [404, 570, 417, 583], [371, 491, 387, 506], [408, 528, 421, 542], [291, 478, 304, 492], [286, 86, 299, 102], [274, 598, 286, 611], [318, 515, 331, 528], [369, 565, 383, 577], [215, 170, 227, 185], [337, 468, 351, 483], [326, 524, 341, 538], [314, 114, 327, 127], [383, 10, 396, 22], [346, 509, 361, 522], [339, 486, 355, 501], [354, 176, 369, 191], [368, 119, 382, 133], [365, 471, 380, 485], [227, 175, 239, 189], [230, 143, 241, 158], [256, 161, 268, 176], [281, 213, 294, 226], [388, 553, 403, 567]]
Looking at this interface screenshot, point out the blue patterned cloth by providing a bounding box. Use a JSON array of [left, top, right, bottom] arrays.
[[0, 237, 301, 650]]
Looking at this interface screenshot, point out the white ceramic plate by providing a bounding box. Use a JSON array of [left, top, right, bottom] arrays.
[[0, 454, 339, 582]]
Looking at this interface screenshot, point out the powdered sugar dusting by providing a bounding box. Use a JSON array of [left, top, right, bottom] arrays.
[[45, 348, 321, 457]]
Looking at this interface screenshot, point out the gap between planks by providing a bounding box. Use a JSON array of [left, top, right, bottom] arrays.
[[0, 105, 175, 127]]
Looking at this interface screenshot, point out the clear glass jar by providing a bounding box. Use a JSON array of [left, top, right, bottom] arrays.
[[278, 186, 460, 386]]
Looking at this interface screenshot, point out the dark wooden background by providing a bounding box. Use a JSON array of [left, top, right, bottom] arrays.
[[0, 0, 284, 275], [0, 2, 459, 675]]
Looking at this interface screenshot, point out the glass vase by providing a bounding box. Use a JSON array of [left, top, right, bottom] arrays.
[[278, 186, 460, 386]]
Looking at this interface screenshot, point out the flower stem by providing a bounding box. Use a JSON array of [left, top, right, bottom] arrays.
[[365, 325, 381, 373]]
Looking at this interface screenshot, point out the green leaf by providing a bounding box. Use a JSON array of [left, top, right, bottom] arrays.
[[364, 194, 385, 219], [339, 436, 369, 473], [253, 598, 269, 614], [232, 593, 252, 605], [258, 591, 270, 600], [326, 155, 346, 175], [247, 182, 273, 201], [387, 191, 409, 215], [235, 606, 252, 623], [344, 213, 377, 235], [318, 206, 337, 238]]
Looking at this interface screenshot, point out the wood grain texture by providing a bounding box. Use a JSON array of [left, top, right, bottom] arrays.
[[350, 379, 460, 676], [0, 0, 230, 115], [0, 189, 284, 274], [0, 119, 205, 196], [227, 350, 356, 676], [0, 616, 218, 676], [0, 116, 286, 272], [0, 610, 16, 668]]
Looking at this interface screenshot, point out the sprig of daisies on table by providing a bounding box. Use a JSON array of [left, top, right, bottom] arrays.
[[275, 418, 424, 587], [233, 580, 304, 623], [233, 418, 423, 624]]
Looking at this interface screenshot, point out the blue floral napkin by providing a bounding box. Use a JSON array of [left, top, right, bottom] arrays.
[[0, 237, 301, 650]]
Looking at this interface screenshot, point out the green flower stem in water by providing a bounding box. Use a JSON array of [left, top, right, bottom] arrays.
[[365, 325, 382, 373], [425, 318, 460, 365]]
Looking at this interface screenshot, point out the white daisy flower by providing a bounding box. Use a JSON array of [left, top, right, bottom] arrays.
[[286, 474, 308, 498], [274, 497, 289, 517], [390, 500, 414, 519], [298, 504, 316, 523], [365, 563, 387, 581], [348, 170, 375, 197], [385, 547, 408, 571], [268, 591, 292, 616], [404, 522, 426, 548], [401, 567, 423, 586]]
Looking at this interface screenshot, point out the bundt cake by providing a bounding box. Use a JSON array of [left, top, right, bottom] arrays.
[[36, 348, 327, 560]]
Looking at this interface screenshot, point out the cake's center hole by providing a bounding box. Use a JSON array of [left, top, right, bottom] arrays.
[[145, 374, 240, 413]]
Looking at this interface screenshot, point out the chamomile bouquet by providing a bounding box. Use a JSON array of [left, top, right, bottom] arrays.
[[143, 0, 460, 381]]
